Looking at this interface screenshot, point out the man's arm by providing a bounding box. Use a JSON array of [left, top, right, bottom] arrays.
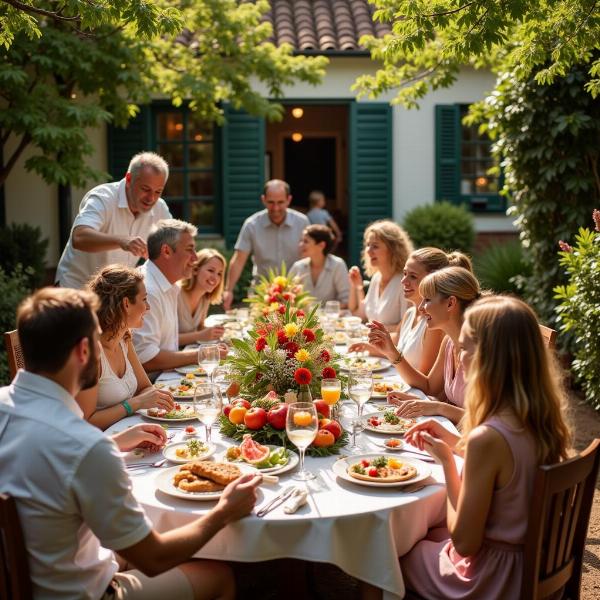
[[141, 348, 197, 372], [223, 249, 250, 310], [72, 226, 148, 258]]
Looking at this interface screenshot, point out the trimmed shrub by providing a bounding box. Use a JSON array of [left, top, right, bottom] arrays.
[[402, 202, 475, 254], [0, 223, 49, 288], [473, 240, 531, 296]]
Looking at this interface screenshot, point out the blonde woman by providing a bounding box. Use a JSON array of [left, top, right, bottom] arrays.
[[178, 248, 227, 346], [350, 247, 471, 374], [78, 265, 174, 430], [348, 220, 413, 330], [368, 266, 481, 423], [400, 296, 571, 598]]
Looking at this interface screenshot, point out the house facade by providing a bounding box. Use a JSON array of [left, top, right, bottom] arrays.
[[3, 1, 513, 268]]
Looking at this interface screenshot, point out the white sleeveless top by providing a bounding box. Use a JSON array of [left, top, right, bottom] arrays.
[[396, 306, 428, 369], [363, 272, 407, 326], [97, 340, 138, 409]]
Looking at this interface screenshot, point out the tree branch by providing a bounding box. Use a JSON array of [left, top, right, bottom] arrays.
[[1, 0, 81, 22], [422, 1, 479, 19]]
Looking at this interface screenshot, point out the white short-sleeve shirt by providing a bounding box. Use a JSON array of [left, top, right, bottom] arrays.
[[364, 272, 407, 326], [0, 371, 152, 600], [234, 209, 310, 279], [288, 255, 350, 305], [55, 179, 171, 289], [133, 260, 180, 364]]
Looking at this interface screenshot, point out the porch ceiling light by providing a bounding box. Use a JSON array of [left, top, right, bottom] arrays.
[[475, 176, 488, 187], [292, 132, 303, 142], [291, 107, 304, 119]]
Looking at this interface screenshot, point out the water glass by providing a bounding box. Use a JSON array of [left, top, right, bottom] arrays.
[[198, 343, 220, 380], [286, 402, 318, 481], [347, 369, 373, 449], [193, 383, 222, 444], [324, 300, 341, 321]]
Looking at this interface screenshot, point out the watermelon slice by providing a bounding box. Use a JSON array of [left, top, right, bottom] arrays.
[[239, 434, 270, 465]]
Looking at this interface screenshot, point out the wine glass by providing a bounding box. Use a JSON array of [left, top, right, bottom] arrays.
[[347, 369, 373, 449], [324, 300, 341, 322], [212, 364, 232, 395], [321, 378, 341, 420], [193, 383, 222, 444], [286, 402, 318, 481], [198, 343, 220, 381]]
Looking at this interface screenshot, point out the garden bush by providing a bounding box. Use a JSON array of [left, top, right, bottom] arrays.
[[0, 223, 49, 288], [402, 202, 475, 254], [554, 211, 600, 410], [473, 240, 531, 296]]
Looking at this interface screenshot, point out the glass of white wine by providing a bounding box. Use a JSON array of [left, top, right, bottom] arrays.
[[286, 402, 318, 481], [347, 368, 373, 449], [198, 343, 220, 381], [193, 383, 222, 444]]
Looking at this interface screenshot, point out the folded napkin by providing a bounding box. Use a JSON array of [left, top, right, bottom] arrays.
[[283, 489, 308, 514]]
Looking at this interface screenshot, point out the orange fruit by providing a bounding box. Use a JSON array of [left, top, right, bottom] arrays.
[[229, 405, 247, 425], [293, 411, 312, 427], [313, 429, 335, 447]]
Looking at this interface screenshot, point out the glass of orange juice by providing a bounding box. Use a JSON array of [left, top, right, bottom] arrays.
[[321, 378, 341, 419]]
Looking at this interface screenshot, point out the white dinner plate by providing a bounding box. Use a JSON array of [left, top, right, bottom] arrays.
[[154, 380, 197, 399], [360, 412, 417, 435], [155, 463, 255, 501], [340, 357, 391, 372], [174, 365, 208, 376], [222, 445, 299, 475], [138, 406, 197, 423], [332, 453, 431, 488], [163, 440, 216, 464], [371, 380, 410, 398]]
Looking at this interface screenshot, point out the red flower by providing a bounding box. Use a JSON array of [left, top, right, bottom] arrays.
[[320, 349, 331, 363], [255, 337, 267, 352], [282, 292, 291, 301], [277, 331, 289, 345], [278, 305, 286, 314], [284, 341, 300, 358], [268, 295, 279, 304], [302, 328, 315, 342], [294, 367, 312, 385], [322, 366, 336, 379], [256, 328, 267, 337], [296, 309, 305, 318]]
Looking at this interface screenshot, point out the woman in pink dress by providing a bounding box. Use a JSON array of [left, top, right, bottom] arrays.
[[368, 266, 480, 423], [400, 295, 571, 598]]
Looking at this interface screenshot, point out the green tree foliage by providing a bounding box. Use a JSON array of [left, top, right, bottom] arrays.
[[353, 0, 600, 107], [0, 0, 327, 186], [473, 240, 530, 297], [0, 223, 49, 288]]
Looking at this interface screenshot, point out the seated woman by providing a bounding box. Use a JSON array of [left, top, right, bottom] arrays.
[[348, 219, 413, 331], [288, 224, 350, 307], [350, 247, 471, 374], [178, 248, 227, 346], [368, 266, 481, 423], [78, 265, 174, 430], [400, 295, 571, 599]]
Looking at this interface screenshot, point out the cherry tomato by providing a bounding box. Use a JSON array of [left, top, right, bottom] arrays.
[[361, 460, 370, 468], [368, 468, 378, 477]]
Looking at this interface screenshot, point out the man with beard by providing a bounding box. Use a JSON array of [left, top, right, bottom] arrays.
[[0, 288, 261, 599]]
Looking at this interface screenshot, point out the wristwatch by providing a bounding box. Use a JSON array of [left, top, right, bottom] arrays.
[[391, 351, 403, 365]]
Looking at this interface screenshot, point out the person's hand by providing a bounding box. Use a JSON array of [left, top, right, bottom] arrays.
[[134, 387, 174, 411], [222, 290, 234, 311], [217, 342, 229, 360], [414, 431, 454, 465], [388, 396, 438, 418], [198, 326, 225, 341], [405, 419, 458, 452], [367, 320, 398, 360], [347, 341, 381, 356], [348, 266, 363, 288], [113, 423, 167, 452], [214, 473, 262, 524], [120, 236, 148, 258]]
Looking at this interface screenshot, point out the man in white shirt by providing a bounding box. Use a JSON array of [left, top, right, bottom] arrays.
[[0, 287, 260, 600], [55, 152, 172, 289], [132, 219, 200, 372], [223, 179, 309, 309]]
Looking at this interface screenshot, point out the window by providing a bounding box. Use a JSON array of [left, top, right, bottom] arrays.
[[153, 107, 219, 232], [435, 104, 504, 212]]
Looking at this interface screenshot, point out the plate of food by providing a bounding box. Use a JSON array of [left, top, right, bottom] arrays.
[[340, 356, 391, 372], [332, 454, 430, 488], [361, 409, 417, 435], [156, 461, 252, 500], [371, 380, 410, 398], [155, 378, 198, 399], [139, 403, 197, 422], [223, 440, 299, 475], [163, 439, 216, 464], [174, 365, 208, 376]]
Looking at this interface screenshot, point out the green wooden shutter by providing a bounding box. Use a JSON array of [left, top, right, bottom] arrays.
[[435, 104, 460, 204], [107, 106, 152, 181], [221, 107, 265, 248], [348, 102, 393, 266]]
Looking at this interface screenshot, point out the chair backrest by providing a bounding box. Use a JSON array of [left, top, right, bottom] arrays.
[[3, 330, 24, 380], [539, 324, 557, 349], [0, 493, 32, 600], [522, 438, 600, 600]]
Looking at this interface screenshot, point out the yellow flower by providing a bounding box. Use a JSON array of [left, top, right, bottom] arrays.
[[269, 302, 280, 312], [295, 349, 310, 362], [284, 323, 299, 337], [274, 276, 288, 288]]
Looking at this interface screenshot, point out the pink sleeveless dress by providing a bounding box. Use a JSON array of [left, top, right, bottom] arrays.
[[400, 416, 538, 599], [444, 338, 466, 407]]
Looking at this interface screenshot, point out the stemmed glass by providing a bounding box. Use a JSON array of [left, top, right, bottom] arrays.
[[347, 369, 373, 450], [324, 300, 341, 321], [198, 343, 220, 381], [286, 402, 318, 481], [321, 378, 341, 420], [193, 383, 222, 444]]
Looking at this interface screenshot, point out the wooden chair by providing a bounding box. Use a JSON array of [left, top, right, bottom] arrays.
[[521, 438, 600, 599], [539, 324, 557, 350], [3, 330, 24, 380], [0, 493, 32, 600]]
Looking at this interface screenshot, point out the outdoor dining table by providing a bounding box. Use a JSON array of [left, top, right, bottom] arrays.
[[108, 349, 461, 600]]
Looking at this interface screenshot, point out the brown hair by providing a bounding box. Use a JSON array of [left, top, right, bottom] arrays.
[[411, 247, 473, 273], [180, 248, 226, 305], [461, 296, 571, 463], [304, 224, 335, 255], [362, 220, 413, 277], [87, 265, 144, 340], [419, 266, 481, 313], [17, 287, 99, 373]]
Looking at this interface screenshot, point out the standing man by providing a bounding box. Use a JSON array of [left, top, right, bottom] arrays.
[[223, 179, 309, 310], [0, 287, 260, 599], [55, 152, 172, 289]]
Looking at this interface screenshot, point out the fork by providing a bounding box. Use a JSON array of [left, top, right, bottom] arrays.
[[126, 458, 167, 470]]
